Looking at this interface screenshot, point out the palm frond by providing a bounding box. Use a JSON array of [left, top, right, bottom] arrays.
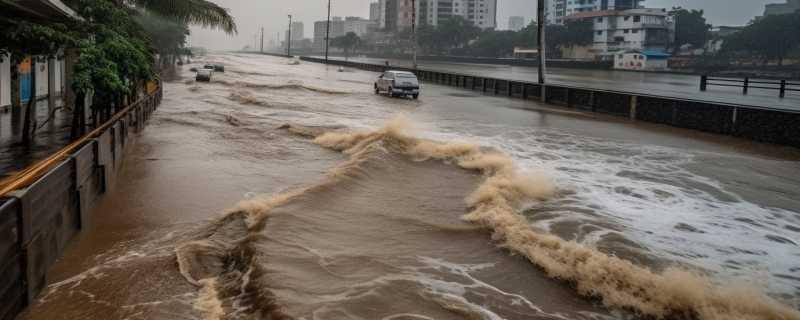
[[128, 0, 237, 34]]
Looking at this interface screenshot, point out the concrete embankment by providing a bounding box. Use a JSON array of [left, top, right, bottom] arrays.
[[0, 88, 162, 320]]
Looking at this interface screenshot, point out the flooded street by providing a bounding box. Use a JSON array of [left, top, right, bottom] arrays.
[[20, 53, 800, 320]]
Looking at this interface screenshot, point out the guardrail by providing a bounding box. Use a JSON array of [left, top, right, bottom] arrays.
[[301, 56, 800, 149], [0, 84, 162, 320], [701, 75, 800, 98]]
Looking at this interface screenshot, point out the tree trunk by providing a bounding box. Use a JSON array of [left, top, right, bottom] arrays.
[[10, 57, 21, 134], [70, 91, 86, 139], [22, 59, 36, 145]]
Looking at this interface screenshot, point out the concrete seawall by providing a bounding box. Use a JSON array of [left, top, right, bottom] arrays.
[[0, 88, 162, 320], [299, 56, 800, 149]]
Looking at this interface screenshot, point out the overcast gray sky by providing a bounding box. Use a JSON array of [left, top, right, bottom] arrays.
[[189, 0, 777, 51]]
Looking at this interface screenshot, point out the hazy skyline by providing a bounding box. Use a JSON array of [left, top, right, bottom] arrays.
[[189, 0, 778, 51]]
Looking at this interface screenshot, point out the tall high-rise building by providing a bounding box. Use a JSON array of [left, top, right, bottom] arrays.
[[416, 0, 497, 29], [545, 0, 642, 25], [313, 18, 345, 53], [370, 1, 381, 21], [508, 16, 525, 31], [383, 0, 414, 31], [285, 21, 304, 42]]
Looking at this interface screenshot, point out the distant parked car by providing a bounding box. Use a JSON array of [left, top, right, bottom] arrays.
[[196, 69, 212, 82], [204, 64, 225, 72], [374, 70, 420, 99]]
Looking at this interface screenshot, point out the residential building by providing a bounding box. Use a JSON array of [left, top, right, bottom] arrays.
[[344, 17, 377, 37], [705, 26, 745, 54], [370, 1, 381, 21], [1, 54, 10, 107], [764, 0, 800, 16], [313, 18, 345, 53], [508, 16, 525, 31], [567, 8, 673, 57], [416, 0, 498, 29], [285, 21, 304, 44], [383, 0, 414, 31], [614, 50, 670, 71], [546, 0, 642, 25]]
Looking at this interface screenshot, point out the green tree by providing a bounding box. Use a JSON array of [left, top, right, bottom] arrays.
[[670, 7, 711, 52], [469, 30, 518, 57], [331, 32, 362, 60], [122, 0, 236, 34], [722, 12, 800, 66], [546, 19, 594, 57]]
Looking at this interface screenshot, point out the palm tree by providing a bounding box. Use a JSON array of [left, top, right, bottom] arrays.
[[124, 0, 237, 34]]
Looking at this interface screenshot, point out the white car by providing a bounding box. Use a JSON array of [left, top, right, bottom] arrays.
[[374, 71, 420, 99], [196, 68, 213, 82]]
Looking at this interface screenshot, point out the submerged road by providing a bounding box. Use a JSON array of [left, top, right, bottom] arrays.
[[19, 53, 800, 320], [330, 56, 800, 111]]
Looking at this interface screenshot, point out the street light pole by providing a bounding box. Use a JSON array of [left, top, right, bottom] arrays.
[[287, 15, 293, 57], [260, 27, 264, 53], [412, 0, 417, 69], [537, 0, 547, 101], [325, 0, 331, 63]]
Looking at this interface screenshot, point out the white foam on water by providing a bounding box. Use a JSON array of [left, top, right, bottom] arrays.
[[418, 120, 800, 301]]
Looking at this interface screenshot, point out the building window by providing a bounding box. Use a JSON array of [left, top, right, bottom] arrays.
[[624, 29, 629, 33], [633, 16, 641, 22], [597, 30, 603, 35], [597, 17, 603, 23], [632, 29, 639, 33], [624, 16, 630, 21]]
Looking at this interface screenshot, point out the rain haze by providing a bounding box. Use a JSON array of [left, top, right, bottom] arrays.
[[189, 0, 777, 51]]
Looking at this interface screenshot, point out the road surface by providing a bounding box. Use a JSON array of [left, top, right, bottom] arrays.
[[332, 56, 800, 111], [19, 53, 800, 320]]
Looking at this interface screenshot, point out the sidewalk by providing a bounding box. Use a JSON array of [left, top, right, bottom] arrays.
[[0, 98, 71, 178]]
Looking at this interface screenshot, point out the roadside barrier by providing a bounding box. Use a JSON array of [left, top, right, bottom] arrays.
[[701, 75, 800, 98], [300, 56, 800, 149], [0, 85, 163, 320]]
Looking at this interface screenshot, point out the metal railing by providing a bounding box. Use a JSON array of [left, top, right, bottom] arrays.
[[701, 75, 800, 98]]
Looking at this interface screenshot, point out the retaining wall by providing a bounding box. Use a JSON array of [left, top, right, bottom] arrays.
[[300, 56, 800, 149], [0, 87, 162, 320]]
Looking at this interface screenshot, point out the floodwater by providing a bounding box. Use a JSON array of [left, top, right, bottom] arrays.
[[333, 56, 800, 111], [20, 53, 800, 320]]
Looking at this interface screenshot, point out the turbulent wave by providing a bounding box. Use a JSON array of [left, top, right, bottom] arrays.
[[176, 116, 800, 320], [213, 79, 351, 95]]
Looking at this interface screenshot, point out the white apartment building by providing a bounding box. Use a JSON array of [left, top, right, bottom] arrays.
[[343, 17, 377, 37], [313, 18, 345, 53], [416, 0, 497, 29], [370, 1, 381, 21], [546, 0, 642, 25], [566, 8, 673, 56], [508, 16, 525, 31]]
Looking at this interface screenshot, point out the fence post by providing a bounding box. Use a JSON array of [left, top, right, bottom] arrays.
[[507, 82, 513, 97], [522, 84, 528, 99], [482, 78, 487, 93], [780, 80, 786, 98], [743, 77, 749, 95], [629, 95, 638, 120], [700, 75, 707, 91], [493, 80, 499, 95]]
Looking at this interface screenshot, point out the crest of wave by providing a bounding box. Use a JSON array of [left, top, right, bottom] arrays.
[[311, 114, 800, 320]]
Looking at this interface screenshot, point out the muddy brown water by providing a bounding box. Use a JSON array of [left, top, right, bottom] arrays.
[[19, 54, 800, 320]]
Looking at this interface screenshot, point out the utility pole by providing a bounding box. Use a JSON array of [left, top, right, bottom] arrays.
[[537, 0, 547, 101], [325, 0, 332, 63], [412, 0, 417, 69], [260, 27, 264, 53], [288, 15, 293, 56]]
